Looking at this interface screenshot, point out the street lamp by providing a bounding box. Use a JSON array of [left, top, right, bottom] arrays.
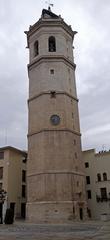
[[0, 189, 7, 224]]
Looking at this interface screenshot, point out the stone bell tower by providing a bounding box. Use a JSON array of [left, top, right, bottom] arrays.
[[25, 8, 87, 222]]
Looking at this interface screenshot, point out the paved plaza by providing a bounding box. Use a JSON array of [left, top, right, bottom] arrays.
[[0, 220, 110, 240]]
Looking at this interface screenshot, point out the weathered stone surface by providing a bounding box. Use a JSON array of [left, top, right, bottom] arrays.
[[26, 9, 87, 222], [0, 220, 110, 240]]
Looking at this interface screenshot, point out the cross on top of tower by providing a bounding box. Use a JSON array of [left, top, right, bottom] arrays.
[[45, 0, 54, 11]]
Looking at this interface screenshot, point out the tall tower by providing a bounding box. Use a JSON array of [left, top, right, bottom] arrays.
[[25, 8, 87, 222]]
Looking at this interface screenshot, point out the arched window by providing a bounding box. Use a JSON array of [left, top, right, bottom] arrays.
[[97, 173, 101, 182], [103, 172, 107, 181], [34, 40, 39, 57], [48, 36, 56, 52]]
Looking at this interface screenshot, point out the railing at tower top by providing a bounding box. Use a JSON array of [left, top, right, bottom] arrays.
[[96, 194, 110, 202]]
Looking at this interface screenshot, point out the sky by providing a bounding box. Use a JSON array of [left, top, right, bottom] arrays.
[[0, 0, 110, 152]]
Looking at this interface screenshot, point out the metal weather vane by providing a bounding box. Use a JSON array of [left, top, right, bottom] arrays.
[[45, 0, 54, 11]]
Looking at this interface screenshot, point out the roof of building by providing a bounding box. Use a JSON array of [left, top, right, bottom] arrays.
[[83, 149, 95, 153], [24, 8, 77, 42], [0, 146, 27, 155], [42, 8, 59, 19], [83, 148, 110, 157], [95, 150, 110, 156]]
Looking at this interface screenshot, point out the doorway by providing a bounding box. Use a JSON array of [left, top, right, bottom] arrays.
[[79, 208, 83, 220], [10, 202, 15, 217], [21, 203, 26, 218]]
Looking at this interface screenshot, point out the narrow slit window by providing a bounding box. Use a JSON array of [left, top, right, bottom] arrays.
[[97, 173, 101, 182], [86, 176, 90, 184], [34, 40, 39, 57], [0, 167, 3, 179]]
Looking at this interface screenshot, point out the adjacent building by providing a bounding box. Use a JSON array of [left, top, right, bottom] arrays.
[[83, 149, 110, 220], [0, 146, 27, 219], [25, 8, 87, 222]]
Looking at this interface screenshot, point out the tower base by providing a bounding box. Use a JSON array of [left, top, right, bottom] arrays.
[[26, 201, 87, 223]]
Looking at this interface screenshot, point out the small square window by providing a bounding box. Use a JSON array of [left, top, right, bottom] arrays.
[[85, 162, 89, 168], [0, 152, 4, 160], [50, 69, 54, 74]]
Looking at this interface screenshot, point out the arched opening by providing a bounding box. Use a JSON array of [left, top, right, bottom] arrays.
[[97, 173, 101, 182], [34, 40, 39, 57], [103, 172, 107, 181], [48, 36, 56, 52]]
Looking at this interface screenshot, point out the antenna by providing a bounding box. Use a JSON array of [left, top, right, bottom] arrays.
[[45, 1, 54, 11], [4, 128, 8, 146]]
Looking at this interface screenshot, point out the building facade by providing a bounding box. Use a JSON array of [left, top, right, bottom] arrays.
[[0, 146, 27, 220], [83, 149, 110, 220], [25, 8, 87, 222]]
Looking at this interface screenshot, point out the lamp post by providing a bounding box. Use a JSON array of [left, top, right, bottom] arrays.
[[0, 189, 7, 224]]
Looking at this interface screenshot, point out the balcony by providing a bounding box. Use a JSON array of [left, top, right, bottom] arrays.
[[96, 195, 110, 202]]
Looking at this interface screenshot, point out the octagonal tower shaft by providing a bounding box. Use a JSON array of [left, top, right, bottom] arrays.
[[26, 9, 87, 222]]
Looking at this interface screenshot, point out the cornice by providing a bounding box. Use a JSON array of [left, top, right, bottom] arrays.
[[28, 91, 78, 103], [0, 146, 27, 155], [27, 170, 85, 178], [28, 128, 81, 137], [27, 200, 86, 205], [25, 18, 76, 41], [28, 55, 76, 70]]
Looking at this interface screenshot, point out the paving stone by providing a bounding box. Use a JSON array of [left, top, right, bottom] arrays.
[[0, 221, 109, 240]]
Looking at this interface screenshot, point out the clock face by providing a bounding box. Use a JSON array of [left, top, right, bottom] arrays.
[[50, 115, 60, 125]]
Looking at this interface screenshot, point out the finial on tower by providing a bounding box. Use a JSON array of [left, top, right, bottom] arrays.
[[45, 1, 54, 11]]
